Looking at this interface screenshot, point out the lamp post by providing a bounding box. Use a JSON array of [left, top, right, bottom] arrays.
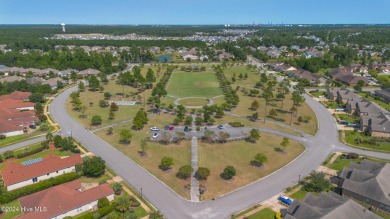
[[140, 187, 143, 199]]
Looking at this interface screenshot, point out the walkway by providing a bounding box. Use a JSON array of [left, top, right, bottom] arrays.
[[190, 114, 200, 202]]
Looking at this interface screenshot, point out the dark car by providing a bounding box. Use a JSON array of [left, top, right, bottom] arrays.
[[29, 124, 36, 129], [217, 125, 223, 129], [184, 126, 189, 132], [164, 125, 170, 130], [169, 126, 174, 131]]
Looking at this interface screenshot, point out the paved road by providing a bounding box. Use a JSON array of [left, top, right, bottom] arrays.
[[3, 85, 390, 219]]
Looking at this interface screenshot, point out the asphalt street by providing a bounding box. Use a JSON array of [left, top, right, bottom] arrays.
[[2, 85, 390, 219]]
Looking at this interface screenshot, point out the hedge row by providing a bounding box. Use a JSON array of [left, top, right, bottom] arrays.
[[0, 172, 80, 204], [75, 204, 114, 219], [15, 147, 44, 159]]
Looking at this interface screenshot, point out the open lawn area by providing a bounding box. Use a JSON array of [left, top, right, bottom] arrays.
[[344, 130, 390, 152], [166, 71, 223, 98], [329, 155, 363, 171], [223, 66, 260, 87], [0, 126, 54, 148], [336, 113, 359, 123], [247, 208, 276, 219], [290, 189, 308, 201], [198, 133, 305, 200], [230, 92, 318, 135], [95, 123, 191, 199], [178, 98, 210, 107], [1, 200, 22, 219]]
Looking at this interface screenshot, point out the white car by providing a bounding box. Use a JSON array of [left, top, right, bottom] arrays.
[[150, 127, 159, 131], [153, 133, 160, 139]]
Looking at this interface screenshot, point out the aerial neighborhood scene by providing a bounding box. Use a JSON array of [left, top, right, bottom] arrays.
[[1, 0, 390, 219]]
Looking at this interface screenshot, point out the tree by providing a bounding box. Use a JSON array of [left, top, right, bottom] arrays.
[[110, 102, 119, 111], [276, 92, 285, 108], [80, 105, 87, 118], [251, 153, 268, 166], [145, 68, 156, 83], [29, 93, 45, 103], [140, 139, 148, 156], [119, 129, 132, 144], [160, 157, 174, 170], [70, 71, 78, 82], [252, 112, 259, 121], [250, 100, 259, 110], [269, 109, 277, 118], [88, 75, 100, 91], [115, 196, 130, 213], [218, 132, 230, 143], [39, 122, 49, 131], [83, 156, 106, 177], [184, 116, 193, 125], [45, 132, 53, 142], [99, 100, 108, 107], [107, 127, 113, 135], [247, 129, 261, 143], [104, 92, 112, 99], [309, 171, 331, 192], [91, 115, 102, 126], [177, 165, 193, 179], [160, 131, 172, 144], [222, 166, 236, 180], [280, 137, 290, 151], [97, 197, 110, 208], [291, 91, 305, 125], [197, 167, 210, 180], [262, 87, 273, 122], [112, 182, 123, 195], [108, 110, 115, 120], [78, 81, 85, 91], [132, 108, 148, 130]]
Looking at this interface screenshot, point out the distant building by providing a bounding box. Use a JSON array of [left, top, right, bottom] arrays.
[[285, 191, 381, 219], [78, 69, 100, 77], [2, 154, 82, 191], [17, 180, 114, 219], [44, 77, 66, 89]]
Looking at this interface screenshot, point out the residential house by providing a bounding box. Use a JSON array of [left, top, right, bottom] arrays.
[[329, 67, 368, 86], [345, 97, 363, 114], [78, 69, 100, 77], [0, 75, 22, 83], [26, 77, 44, 85], [17, 180, 114, 219], [285, 191, 381, 219], [374, 88, 390, 103], [0, 64, 7, 72], [338, 160, 390, 213], [1, 154, 82, 191], [59, 69, 78, 77], [149, 46, 161, 54], [181, 52, 199, 60], [327, 88, 359, 104], [303, 50, 324, 58], [0, 91, 31, 101], [355, 99, 382, 117], [267, 49, 281, 58], [44, 77, 66, 89], [287, 69, 325, 86], [360, 112, 390, 137]]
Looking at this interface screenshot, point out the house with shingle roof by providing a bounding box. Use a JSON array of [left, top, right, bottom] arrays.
[[44, 77, 66, 89], [285, 191, 381, 219], [1, 154, 82, 191], [16, 180, 114, 219], [355, 99, 382, 117], [338, 160, 390, 213], [329, 67, 368, 86], [360, 112, 390, 137], [0, 91, 31, 101], [374, 87, 390, 103], [78, 68, 100, 77], [0, 75, 22, 83]]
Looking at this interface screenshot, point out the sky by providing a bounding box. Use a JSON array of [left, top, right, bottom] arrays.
[[0, 0, 389, 25]]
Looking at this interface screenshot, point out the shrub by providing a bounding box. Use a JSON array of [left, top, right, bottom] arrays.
[[82, 156, 106, 177], [129, 196, 141, 207], [97, 197, 110, 208], [197, 167, 210, 180], [228, 122, 244, 127], [0, 134, 6, 140], [177, 165, 193, 179], [222, 166, 236, 180], [112, 182, 123, 195], [0, 172, 80, 204], [196, 126, 200, 131], [70, 147, 81, 153], [3, 150, 14, 159], [16, 147, 44, 159], [0, 155, 3, 163], [346, 153, 359, 159]]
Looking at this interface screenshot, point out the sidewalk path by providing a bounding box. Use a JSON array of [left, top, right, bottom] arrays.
[[190, 115, 200, 202]]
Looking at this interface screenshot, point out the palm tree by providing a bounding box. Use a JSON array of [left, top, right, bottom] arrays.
[[115, 197, 130, 213], [46, 132, 53, 142]]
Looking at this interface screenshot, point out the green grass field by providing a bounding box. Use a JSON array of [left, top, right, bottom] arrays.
[[344, 130, 390, 152], [178, 98, 210, 106], [198, 133, 305, 200], [329, 156, 362, 171], [1, 200, 23, 219], [166, 71, 223, 98], [290, 189, 308, 200]]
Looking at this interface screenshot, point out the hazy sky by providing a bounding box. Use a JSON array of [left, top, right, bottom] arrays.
[[0, 0, 389, 24]]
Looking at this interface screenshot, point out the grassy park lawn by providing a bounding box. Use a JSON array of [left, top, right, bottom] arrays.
[[337, 114, 359, 123], [309, 90, 326, 98], [230, 93, 318, 135], [324, 100, 343, 109], [344, 130, 390, 152], [247, 208, 276, 219], [178, 98, 210, 106], [95, 123, 191, 199], [1, 200, 23, 219], [198, 132, 305, 200], [166, 71, 223, 98], [223, 66, 260, 87]]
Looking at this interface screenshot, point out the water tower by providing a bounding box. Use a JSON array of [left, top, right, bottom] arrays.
[[61, 23, 66, 32]]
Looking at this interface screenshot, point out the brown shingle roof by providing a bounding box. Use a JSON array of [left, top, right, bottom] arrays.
[[0, 99, 34, 110], [2, 154, 82, 186], [17, 180, 113, 219], [0, 91, 31, 101]]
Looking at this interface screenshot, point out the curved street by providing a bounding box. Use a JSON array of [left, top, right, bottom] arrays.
[[3, 85, 390, 219]]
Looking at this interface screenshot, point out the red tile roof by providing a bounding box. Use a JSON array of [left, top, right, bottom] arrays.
[[0, 121, 24, 133], [0, 99, 34, 109], [2, 154, 82, 186], [17, 180, 114, 219], [0, 91, 31, 101]]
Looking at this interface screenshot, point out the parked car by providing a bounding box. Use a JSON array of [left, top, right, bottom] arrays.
[[184, 126, 189, 132], [217, 125, 223, 129], [335, 108, 345, 112], [204, 127, 208, 130], [164, 125, 170, 130], [278, 195, 292, 205], [29, 125, 36, 129], [153, 133, 160, 139], [150, 127, 159, 131], [168, 126, 174, 131]]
